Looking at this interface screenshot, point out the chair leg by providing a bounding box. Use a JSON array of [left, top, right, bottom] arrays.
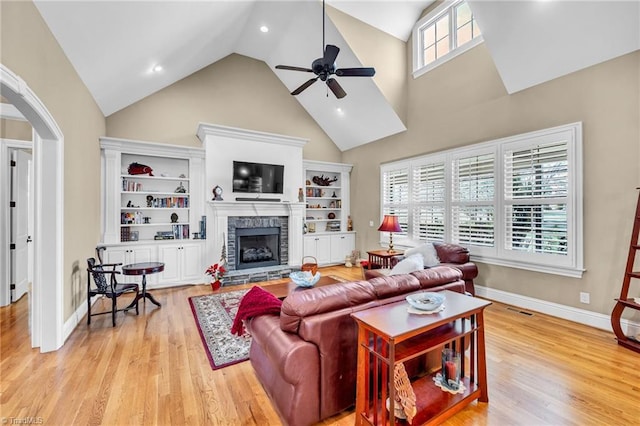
[[112, 295, 117, 327], [135, 293, 139, 315], [87, 294, 91, 325]]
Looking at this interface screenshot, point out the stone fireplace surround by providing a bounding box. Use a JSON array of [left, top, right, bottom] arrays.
[[228, 216, 288, 271], [207, 201, 305, 284]]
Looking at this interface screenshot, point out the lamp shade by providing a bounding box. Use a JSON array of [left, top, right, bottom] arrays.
[[378, 215, 402, 233]]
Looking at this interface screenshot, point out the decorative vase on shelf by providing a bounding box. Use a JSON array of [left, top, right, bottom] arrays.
[[211, 280, 221, 291]]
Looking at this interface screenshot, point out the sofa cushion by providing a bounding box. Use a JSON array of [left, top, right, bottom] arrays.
[[366, 273, 422, 299], [280, 280, 376, 333], [434, 242, 470, 264], [389, 253, 424, 275], [410, 266, 463, 289], [405, 243, 440, 267]]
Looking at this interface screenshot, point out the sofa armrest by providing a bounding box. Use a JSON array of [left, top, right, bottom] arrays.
[[247, 314, 321, 426], [434, 242, 470, 264]]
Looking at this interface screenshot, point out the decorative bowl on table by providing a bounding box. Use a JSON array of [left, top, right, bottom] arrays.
[[290, 271, 321, 288], [405, 292, 445, 311]]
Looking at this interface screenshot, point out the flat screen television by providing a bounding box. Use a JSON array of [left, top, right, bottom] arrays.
[[233, 161, 284, 194]]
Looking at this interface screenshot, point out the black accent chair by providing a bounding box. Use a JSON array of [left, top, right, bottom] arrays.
[[87, 257, 139, 327]]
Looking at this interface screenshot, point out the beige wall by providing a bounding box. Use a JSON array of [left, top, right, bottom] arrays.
[[106, 53, 342, 163], [1, 1, 106, 320], [327, 6, 407, 124], [1, 119, 32, 140], [343, 42, 640, 315]]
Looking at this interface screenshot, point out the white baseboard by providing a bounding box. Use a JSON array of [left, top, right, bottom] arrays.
[[475, 285, 640, 338], [62, 296, 99, 343]]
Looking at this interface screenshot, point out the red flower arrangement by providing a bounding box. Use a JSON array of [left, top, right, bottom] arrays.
[[206, 263, 226, 291]]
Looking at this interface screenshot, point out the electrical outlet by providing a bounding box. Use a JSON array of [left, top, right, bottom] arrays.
[[369, 220, 374, 227], [580, 292, 590, 304]]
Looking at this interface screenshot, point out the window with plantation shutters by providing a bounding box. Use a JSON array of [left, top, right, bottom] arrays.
[[451, 152, 495, 249], [381, 165, 409, 236], [380, 122, 583, 278], [412, 161, 445, 241], [504, 140, 569, 255]]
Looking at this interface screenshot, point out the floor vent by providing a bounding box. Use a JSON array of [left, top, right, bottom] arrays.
[[506, 307, 534, 316]]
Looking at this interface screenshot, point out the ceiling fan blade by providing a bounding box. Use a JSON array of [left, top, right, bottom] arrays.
[[326, 78, 346, 99], [335, 67, 376, 77], [323, 44, 340, 66], [291, 78, 318, 95], [276, 65, 314, 73]]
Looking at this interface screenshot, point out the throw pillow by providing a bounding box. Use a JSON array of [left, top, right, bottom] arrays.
[[405, 242, 440, 267], [389, 254, 424, 275]]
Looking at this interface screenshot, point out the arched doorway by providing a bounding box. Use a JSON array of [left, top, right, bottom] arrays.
[[1, 64, 64, 352]]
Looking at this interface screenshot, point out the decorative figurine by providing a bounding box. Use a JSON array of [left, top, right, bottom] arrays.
[[175, 182, 186, 193], [128, 162, 153, 176], [347, 215, 353, 231], [146, 195, 154, 207], [212, 185, 224, 201], [298, 187, 304, 202], [171, 213, 178, 223]]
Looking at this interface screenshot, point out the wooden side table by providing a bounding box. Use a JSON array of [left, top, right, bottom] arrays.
[[351, 290, 492, 425], [366, 249, 404, 270]]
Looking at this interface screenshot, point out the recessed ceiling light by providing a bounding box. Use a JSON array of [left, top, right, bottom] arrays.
[[336, 107, 344, 115], [260, 25, 269, 33], [152, 65, 163, 73]]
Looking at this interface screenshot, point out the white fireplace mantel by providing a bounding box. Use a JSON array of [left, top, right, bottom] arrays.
[[207, 201, 306, 269], [197, 123, 309, 273]]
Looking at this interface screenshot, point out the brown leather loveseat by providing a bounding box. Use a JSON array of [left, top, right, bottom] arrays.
[[245, 266, 466, 426]]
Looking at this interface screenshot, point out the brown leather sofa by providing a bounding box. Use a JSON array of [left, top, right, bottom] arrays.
[[364, 242, 478, 296], [245, 266, 466, 426]]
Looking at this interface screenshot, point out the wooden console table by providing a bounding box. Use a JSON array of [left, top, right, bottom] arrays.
[[351, 290, 491, 425], [366, 249, 404, 270]]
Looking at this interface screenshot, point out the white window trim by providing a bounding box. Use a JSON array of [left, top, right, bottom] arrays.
[[412, 0, 484, 79], [380, 122, 584, 278]]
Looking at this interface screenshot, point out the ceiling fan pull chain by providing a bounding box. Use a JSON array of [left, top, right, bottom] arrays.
[[322, 0, 326, 55]]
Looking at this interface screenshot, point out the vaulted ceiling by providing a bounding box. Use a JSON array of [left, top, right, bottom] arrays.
[[33, 0, 640, 151]]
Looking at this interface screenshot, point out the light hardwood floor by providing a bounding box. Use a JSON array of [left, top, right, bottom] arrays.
[[1, 265, 639, 425]]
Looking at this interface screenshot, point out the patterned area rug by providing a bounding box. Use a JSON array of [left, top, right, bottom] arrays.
[[189, 276, 347, 370], [189, 289, 250, 370]]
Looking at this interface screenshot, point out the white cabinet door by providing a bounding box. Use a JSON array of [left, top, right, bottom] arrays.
[[158, 244, 181, 283], [303, 236, 318, 259], [330, 233, 356, 263], [130, 246, 153, 264], [157, 242, 204, 285], [303, 235, 331, 265], [181, 243, 203, 283], [103, 246, 128, 266], [103, 245, 154, 266]]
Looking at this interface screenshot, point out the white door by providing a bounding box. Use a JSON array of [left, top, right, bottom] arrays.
[[11, 149, 31, 302]]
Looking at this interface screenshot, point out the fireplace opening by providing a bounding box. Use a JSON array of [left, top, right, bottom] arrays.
[[235, 227, 280, 270]]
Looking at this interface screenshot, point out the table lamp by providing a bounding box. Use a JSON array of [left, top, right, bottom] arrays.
[[378, 215, 402, 253]]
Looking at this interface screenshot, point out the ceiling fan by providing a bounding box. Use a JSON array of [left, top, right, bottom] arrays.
[[275, 0, 375, 99]]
